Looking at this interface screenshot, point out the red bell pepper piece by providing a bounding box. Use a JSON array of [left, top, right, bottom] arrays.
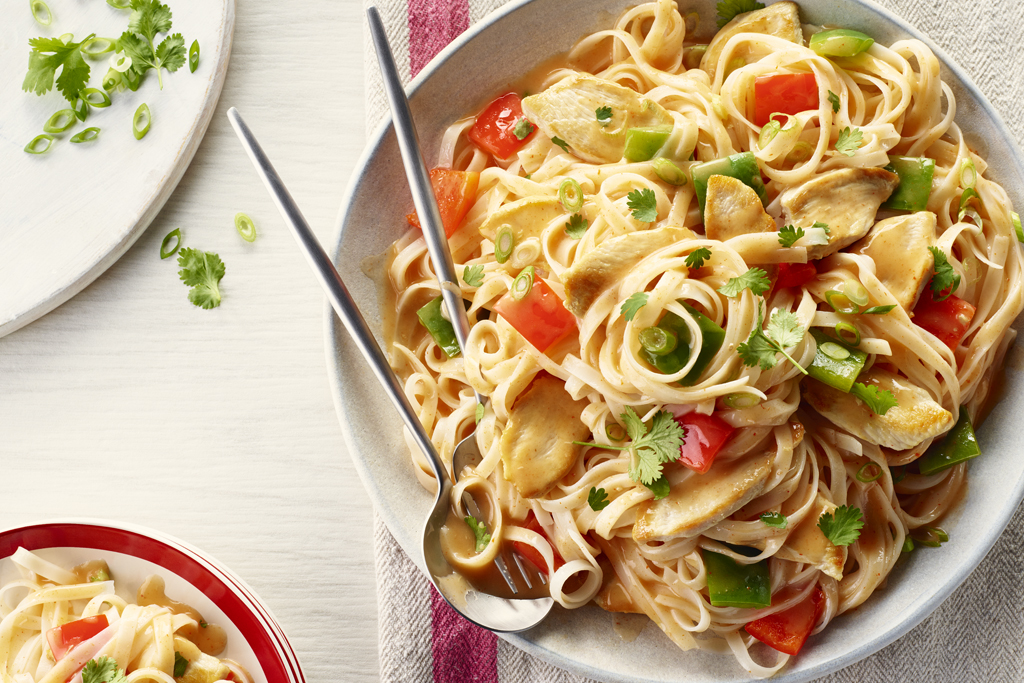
[[511, 512, 564, 575], [468, 93, 535, 159], [46, 614, 109, 660], [745, 586, 826, 656], [754, 73, 819, 127], [675, 412, 735, 474], [493, 272, 576, 353], [405, 168, 480, 238], [775, 262, 818, 290], [913, 289, 976, 350]]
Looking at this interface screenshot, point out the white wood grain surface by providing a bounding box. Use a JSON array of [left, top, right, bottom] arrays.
[[0, 1, 377, 681]]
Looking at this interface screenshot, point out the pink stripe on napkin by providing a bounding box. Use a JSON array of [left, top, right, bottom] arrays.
[[407, 0, 470, 77], [430, 587, 499, 682]]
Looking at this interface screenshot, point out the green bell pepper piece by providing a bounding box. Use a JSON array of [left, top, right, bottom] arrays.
[[651, 158, 688, 186], [809, 29, 875, 57], [703, 546, 771, 608], [883, 156, 935, 212], [639, 303, 725, 385], [917, 409, 980, 475], [624, 126, 673, 162], [806, 329, 867, 393], [691, 151, 767, 215], [416, 296, 461, 358]]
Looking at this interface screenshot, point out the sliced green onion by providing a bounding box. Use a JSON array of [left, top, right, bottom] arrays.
[[651, 158, 688, 186], [758, 119, 781, 147], [110, 51, 132, 73], [787, 141, 814, 164], [824, 289, 859, 315], [30, 0, 52, 26], [102, 68, 122, 92], [835, 321, 861, 346], [926, 526, 949, 543], [819, 340, 850, 361], [606, 423, 626, 441], [59, 33, 73, 44], [24, 134, 55, 154], [82, 37, 115, 56], [891, 465, 906, 484], [856, 462, 882, 483], [494, 226, 514, 264], [723, 392, 760, 409], [160, 229, 182, 259], [914, 533, 942, 548], [901, 536, 914, 553], [189, 39, 200, 73], [133, 103, 151, 140], [235, 213, 257, 242], [1013, 211, 1023, 243], [72, 96, 89, 122], [70, 127, 100, 143], [510, 266, 534, 301], [684, 44, 707, 70], [959, 158, 977, 189], [81, 88, 111, 108], [106, 0, 131, 8], [809, 28, 875, 57], [559, 179, 584, 213], [843, 279, 869, 307], [711, 93, 729, 120], [43, 109, 76, 134], [123, 68, 140, 91], [639, 326, 678, 356]]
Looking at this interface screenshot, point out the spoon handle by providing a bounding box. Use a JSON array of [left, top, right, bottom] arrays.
[[227, 106, 448, 486], [367, 6, 483, 404]]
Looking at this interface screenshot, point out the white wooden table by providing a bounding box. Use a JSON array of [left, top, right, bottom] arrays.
[[0, 2, 378, 681]]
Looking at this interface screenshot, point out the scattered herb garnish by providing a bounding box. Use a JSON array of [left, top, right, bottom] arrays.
[[835, 126, 864, 157], [685, 247, 712, 269], [716, 0, 764, 27], [31, 0, 53, 27], [188, 38, 199, 72], [850, 382, 899, 415], [177, 247, 225, 309], [119, 0, 186, 90], [718, 267, 771, 297], [551, 136, 569, 152], [737, 305, 808, 374], [464, 515, 491, 552], [817, 505, 864, 546], [512, 118, 534, 140], [462, 264, 484, 287], [760, 511, 788, 529], [173, 652, 189, 678], [626, 188, 658, 222], [827, 90, 840, 113], [575, 407, 685, 487], [23, 33, 96, 102], [564, 213, 588, 239], [778, 224, 805, 248], [620, 292, 649, 321], [160, 228, 181, 259], [595, 106, 613, 126], [588, 487, 610, 511], [234, 213, 257, 242], [927, 246, 960, 301], [82, 657, 128, 683], [133, 102, 152, 139]]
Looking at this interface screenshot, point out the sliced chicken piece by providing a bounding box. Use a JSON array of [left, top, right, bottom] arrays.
[[500, 374, 590, 498], [777, 493, 845, 580], [850, 211, 937, 310], [780, 168, 900, 259], [704, 175, 776, 241], [173, 638, 229, 683], [700, 2, 803, 82], [803, 368, 954, 451], [521, 73, 674, 164], [562, 226, 693, 317], [633, 452, 773, 542], [478, 196, 564, 243]]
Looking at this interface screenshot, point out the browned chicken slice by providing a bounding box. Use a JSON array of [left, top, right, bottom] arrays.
[[521, 73, 674, 164], [850, 211, 937, 310], [777, 492, 845, 580], [780, 168, 900, 259], [632, 452, 772, 542], [803, 368, 953, 451], [478, 196, 564, 242], [500, 375, 590, 498], [700, 2, 803, 82], [704, 175, 776, 241], [562, 226, 693, 317]]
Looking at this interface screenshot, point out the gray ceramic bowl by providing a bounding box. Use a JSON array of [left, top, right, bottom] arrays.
[[326, 0, 1024, 680]]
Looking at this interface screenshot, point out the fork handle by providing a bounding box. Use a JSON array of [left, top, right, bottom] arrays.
[[227, 107, 449, 487]]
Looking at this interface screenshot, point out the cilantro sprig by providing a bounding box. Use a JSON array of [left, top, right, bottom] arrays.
[[82, 657, 128, 683], [177, 248, 225, 309], [827, 90, 840, 113], [464, 515, 491, 553], [760, 511, 788, 529], [595, 106, 613, 126], [627, 188, 658, 222], [23, 34, 96, 102], [737, 306, 808, 374], [462, 264, 484, 287], [817, 505, 864, 546], [835, 126, 864, 157], [927, 246, 961, 301], [778, 225, 805, 248], [574, 407, 685, 487], [716, 0, 765, 27], [620, 292, 649, 321], [850, 382, 898, 415], [119, 0, 186, 90], [588, 487, 610, 511], [564, 213, 588, 239], [718, 267, 771, 297], [685, 247, 712, 269]]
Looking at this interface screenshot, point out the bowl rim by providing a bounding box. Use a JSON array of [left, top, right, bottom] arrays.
[[325, 0, 1024, 679], [0, 518, 306, 683]]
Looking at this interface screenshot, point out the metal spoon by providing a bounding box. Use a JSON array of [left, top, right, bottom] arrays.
[[227, 107, 553, 632]]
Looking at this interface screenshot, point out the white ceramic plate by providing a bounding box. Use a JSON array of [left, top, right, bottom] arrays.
[[326, 1, 1024, 680], [0, 520, 305, 683], [0, 0, 234, 338]]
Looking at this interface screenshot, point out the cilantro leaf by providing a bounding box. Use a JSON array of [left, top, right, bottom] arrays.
[[155, 33, 187, 73], [827, 90, 840, 113], [512, 118, 534, 140], [595, 106, 613, 126], [685, 247, 712, 269], [718, 267, 770, 297], [626, 188, 658, 222], [119, 30, 156, 76], [588, 487, 610, 511], [835, 126, 864, 157], [737, 306, 807, 374], [177, 248, 225, 309], [737, 329, 780, 371], [564, 213, 588, 239], [462, 264, 484, 287], [760, 511, 787, 529], [173, 652, 189, 678], [475, 402, 485, 424], [23, 34, 95, 102], [817, 505, 864, 546], [129, 0, 173, 42], [464, 515, 491, 552], [778, 225, 805, 248], [620, 292, 649, 321], [82, 657, 128, 683], [812, 221, 830, 234], [862, 304, 896, 315], [716, 0, 765, 27], [927, 246, 961, 301], [850, 382, 899, 416], [765, 310, 805, 349], [551, 136, 569, 152], [624, 407, 685, 485], [645, 476, 671, 500]]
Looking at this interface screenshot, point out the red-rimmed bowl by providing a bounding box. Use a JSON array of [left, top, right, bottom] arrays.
[[0, 520, 305, 683]]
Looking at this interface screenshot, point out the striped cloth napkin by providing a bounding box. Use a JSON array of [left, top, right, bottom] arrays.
[[364, 0, 1024, 680]]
